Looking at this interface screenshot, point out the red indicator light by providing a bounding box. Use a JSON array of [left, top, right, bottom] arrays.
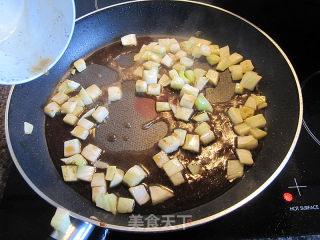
[[283, 192, 293, 202]]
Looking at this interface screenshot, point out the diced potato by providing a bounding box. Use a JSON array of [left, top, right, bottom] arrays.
[[169, 69, 179, 79], [133, 66, 144, 78], [240, 71, 262, 91], [192, 112, 210, 122], [237, 135, 258, 149], [92, 106, 109, 123], [158, 74, 171, 87], [174, 107, 194, 121], [227, 160, 244, 180], [24, 122, 33, 134], [149, 185, 174, 205], [109, 168, 124, 188], [52, 92, 69, 105], [118, 197, 135, 213], [209, 44, 220, 55], [206, 54, 221, 65], [170, 172, 185, 186], [156, 102, 171, 112], [253, 95, 266, 106], [236, 149, 253, 165], [143, 61, 160, 70], [249, 128, 267, 139], [147, 84, 161, 96], [105, 166, 117, 181], [228, 107, 243, 125], [61, 165, 78, 182], [143, 68, 158, 85], [63, 114, 78, 126], [245, 96, 257, 110], [229, 65, 243, 81], [93, 160, 109, 169], [44, 102, 60, 118], [129, 185, 150, 205], [200, 130, 215, 145], [206, 69, 219, 86], [195, 93, 213, 112], [148, 52, 162, 63], [61, 154, 87, 166], [180, 94, 196, 109], [136, 80, 147, 93], [153, 151, 169, 168], [79, 88, 93, 105], [200, 44, 211, 56], [191, 45, 202, 58], [195, 122, 211, 135], [175, 50, 187, 59], [91, 172, 106, 188], [229, 52, 243, 65], [61, 101, 77, 114], [195, 76, 208, 91], [92, 186, 106, 203], [188, 163, 202, 175], [161, 54, 174, 68], [180, 84, 199, 97], [219, 45, 230, 58], [108, 86, 122, 102], [74, 58, 86, 72], [77, 165, 96, 182], [235, 83, 244, 94], [163, 158, 184, 177], [64, 139, 81, 157], [234, 123, 251, 136], [239, 106, 255, 119], [158, 135, 180, 153], [216, 57, 232, 71], [77, 118, 94, 130], [170, 43, 180, 53], [70, 125, 89, 140], [173, 129, 187, 146], [86, 84, 102, 101], [180, 40, 194, 54], [240, 60, 254, 73], [182, 134, 200, 152], [96, 193, 118, 215], [151, 45, 166, 56], [81, 144, 102, 163], [123, 165, 148, 187], [121, 34, 137, 46], [158, 38, 171, 50], [245, 114, 267, 128], [180, 56, 194, 68], [172, 62, 186, 72]]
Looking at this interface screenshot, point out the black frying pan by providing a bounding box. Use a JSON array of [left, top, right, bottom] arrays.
[[5, 0, 302, 232]]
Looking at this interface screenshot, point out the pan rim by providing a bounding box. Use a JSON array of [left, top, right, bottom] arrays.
[[5, 0, 303, 232]]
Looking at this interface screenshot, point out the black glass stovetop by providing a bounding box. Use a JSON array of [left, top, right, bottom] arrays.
[[1, 0, 320, 239]]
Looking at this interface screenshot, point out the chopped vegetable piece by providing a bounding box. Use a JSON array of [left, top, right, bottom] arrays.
[[172, 63, 186, 72], [173, 129, 187, 146], [129, 185, 150, 205], [237, 135, 258, 149], [206, 69, 219, 86], [110, 168, 124, 188], [52, 92, 69, 105], [209, 44, 220, 55], [61, 165, 78, 182], [70, 125, 89, 140], [161, 54, 174, 68], [195, 76, 208, 91], [74, 58, 86, 72], [240, 60, 254, 73], [245, 96, 257, 110], [79, 88, 93, 105], [108, 86, 122, 102], [206, 54, 221, 65], [81, 144, 102, 163], [239, 106, 255, 119], [236, 149, 254, 165], [44, 102, 60, 118], [58, 80, 76, 94], [234, 83, 244, 94], [24, 122, 33, 134], [180, 40, 194, 55], [219, 45, 230, 57], [94, 160, 109, 169], [158, 135, 180, 153], [123, 165, 148, 187], [180, 94, 196, 109], [151, 45, 166, 56], [195, 122, 211, 135], [156, 102, 171, 112], [64, 139, 81, 157], [195, 93, 213, 112], [216, 57, 232, 71], [77, 165, 96, 182], [63, 114, 78, 126], [92, 106, 109, 123], [175, 49, 187, 59], [200, 130, 215, 145], [143, 68, 158, 84], [86, 84, 102, 101], [229, 52, 243, 65], [163, 158, 184, 177], [191, 45, 201, 58], [143, 61, 160, 70], [91, 172, 106, 188], [147, 83, 161, 96], [169, 69, 179, 79], [174, 107, 194, 121], [149, 185, 174, 205], [245, 114, 267, 128], [133, 66, 144, 78], [185, 70, 195, 84], [121, 34, 137, 46], [227, 160, 244, 180], [77, 118, 94, 130], [61, 154, 88, 166], [188, 163, 202, 175], [182, 134, 200, 152], [192, 112, 210, 122], [229, 65, 243, 81], [170, 43, 180, 53], [228, 107, 243, 125], [234, 122, 251, 136], [92, 186, 106, 203], [158, 74, 171, 87], [180, 56, 194, 68], [249, 128, 267, 139], [136, 80, 147, 93], [240, 71, 262, 91], [118, 197, 135, 213], [170, 172, 185, 186], [200, 44, 211, 56], [106, 166, 117, 181], [96, 193, 118, 215], [180, 84, 199, 97], [61, 101, 77, 115], [194, 68, 207, 80], [179, 70, 189, 84], [50, 208, 71, 235], [153, 151, 170, 168], [170, 76, 185, 90], [67, 80, 81, 90]]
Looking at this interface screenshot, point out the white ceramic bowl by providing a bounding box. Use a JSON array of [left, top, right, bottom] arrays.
[[0, 0, 75, 85]]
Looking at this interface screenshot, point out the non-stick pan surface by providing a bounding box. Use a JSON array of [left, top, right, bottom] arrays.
[[5, 0, 302, 232]]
